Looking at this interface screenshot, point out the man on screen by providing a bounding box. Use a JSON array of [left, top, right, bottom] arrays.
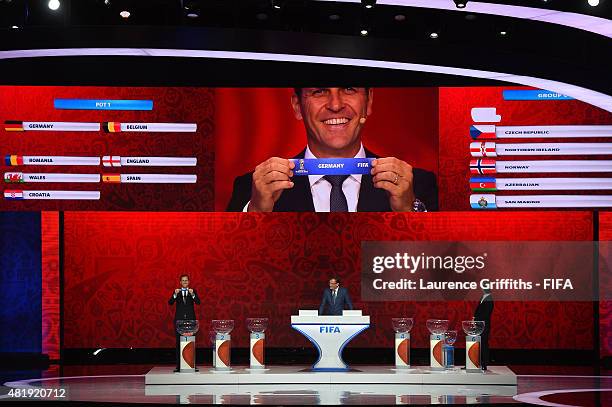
[[319, 277, 354, 316], [226, 87, 438, 212], [168, 274, 201, 372]]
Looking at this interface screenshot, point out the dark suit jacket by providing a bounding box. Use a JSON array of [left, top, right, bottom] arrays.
[[319, 287, 353, 316], [226, 148, 438, 212], [169, 289, 201, 321], [474, 294, 494, 339]]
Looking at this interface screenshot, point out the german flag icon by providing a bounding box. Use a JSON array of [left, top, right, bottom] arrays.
[[4, 121, 24, 131]]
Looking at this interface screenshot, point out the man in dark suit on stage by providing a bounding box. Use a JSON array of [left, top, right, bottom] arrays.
[[474, 287, 494, 370], [169, 274, 201, 372], [226, 87, 437, 212], [319, 277, 354, 316]]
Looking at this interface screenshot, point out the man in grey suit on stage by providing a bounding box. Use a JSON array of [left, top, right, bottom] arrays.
[[318, 277, 354, 316]]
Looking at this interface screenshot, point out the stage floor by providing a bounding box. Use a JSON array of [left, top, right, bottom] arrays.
[[145, 365, 517, 386], [1, 364, 611, 405]]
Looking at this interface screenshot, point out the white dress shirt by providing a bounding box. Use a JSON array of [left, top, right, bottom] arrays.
[[173, 289, 195, 299], [243, 144, 365, 212], [306, 144, 364, 212]]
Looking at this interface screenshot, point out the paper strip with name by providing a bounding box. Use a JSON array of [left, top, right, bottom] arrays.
[[5, 155, 101, 166], [103, 122, 197, 133], [4, 121, 100, 132], [470, 159, 612, 174], [101, 156, 197, 167], [289, 158, 374, 176], [4, 172, 100, 183], [3, 190, 100, 200], [470, 142, 612, 157], [101, 174, 197, 183], [470, 125, 612, 140], [470, 177, 612, 191]]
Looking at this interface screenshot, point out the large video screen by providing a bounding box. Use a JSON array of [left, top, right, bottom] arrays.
[[2, 86, 610, 211]]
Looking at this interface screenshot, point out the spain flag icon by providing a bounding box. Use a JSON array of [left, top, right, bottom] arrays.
[[102, 174, 121, 183]]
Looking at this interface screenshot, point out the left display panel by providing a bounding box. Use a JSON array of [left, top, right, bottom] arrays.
[[0, 86, 214, 211]]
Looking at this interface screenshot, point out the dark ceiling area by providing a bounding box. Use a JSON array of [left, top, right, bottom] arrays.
[[2, 0, 610, 28], [0, 0, 610, 93]]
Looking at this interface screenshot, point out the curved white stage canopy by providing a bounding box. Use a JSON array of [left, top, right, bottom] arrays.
[[0, 48, 610, 113]]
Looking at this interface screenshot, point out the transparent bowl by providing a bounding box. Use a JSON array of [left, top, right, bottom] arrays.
[[462, 320, 485, 336], [426, 319, 449, 335], [246, 318, 269, 333], [175, 319, 199, 336], [392, 318, 414, 333], [444, 330, 457, 345], [212, 319, 235, 334]]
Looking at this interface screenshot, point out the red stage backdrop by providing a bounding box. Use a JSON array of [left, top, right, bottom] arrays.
[[41, 211, 60, 360], [63, 211, 594, 350], [214, 88, 439, 211]]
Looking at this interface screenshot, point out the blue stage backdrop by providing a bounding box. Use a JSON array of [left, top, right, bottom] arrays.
[[0, 212, 42, 353]]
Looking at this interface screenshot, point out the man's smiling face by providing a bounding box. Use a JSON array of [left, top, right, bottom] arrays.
[[292, 87, 373, 157]]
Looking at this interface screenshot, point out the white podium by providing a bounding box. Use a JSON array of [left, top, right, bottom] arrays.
[[291, 310, 370, 371]]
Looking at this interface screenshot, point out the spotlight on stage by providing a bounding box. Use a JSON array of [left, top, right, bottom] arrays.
[[48, 0, 60, 10], [361, 0, 376, 9], [0, 0, 28, 29], [453, 0, 468, 8], [360, 28, 369, 36], [119, 9, 130, 18], [587, 0, 599, 6], [271, 0, 283, 9], [183, 0, 200, 18]]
